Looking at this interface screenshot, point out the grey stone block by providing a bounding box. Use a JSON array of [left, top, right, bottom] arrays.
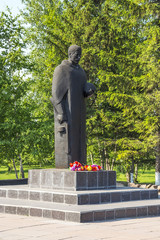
[[101, 193, 110, 203], [90, 194, 100, 204], [111, 192, 121, 203], [64, 172, 75, 188], [103, 171, 108, 187], [43, 209, 52, 218], [94, 211, 105, 221], [65, 195, 77, 204], [42, 192, 52, 202], [66, 212, 80, 222], [98, 171, 107, 187], [53, 171, 64, 189], [5, 206, 17, 214], [108, 171, 116, 187], [76, 172, 87, 189], [150, 190, 158, 199], [126, 208, 137, 218], [8, 190, 18, 199], [122, 192, 130, 202], [29, 170, 41, 187], [157, 206, 160, 215], [78, 194, 89, 205], [17, 207, 29, 216], [105, 210, 115, 220], [19, 190, 28, 200], [137, 207, 147, 217], [81, 212, 93, 222], [88, 172, 97, 188], [30, 208, 42, 217], [52, 210, 65, 220], [0, 206, 5, 213], [30, 192, 40, 201], [53, 193, 64, 203], [97, 171, 103, 187], [131, 191, 140, 200], [148, 206, 158, 216], [41, 170, 53, 189], [141, 190, 149, 200], [0, 189, 6, 197], [115, 209, 125, 218]]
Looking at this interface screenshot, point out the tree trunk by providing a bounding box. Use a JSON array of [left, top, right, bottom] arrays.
[[134, 163, 138, 183], [90, 152, 94, 165], [111, 159, 115, 171], [155, 128, 160, 185], [12, 159, 18, 179], [106, 157, 110, 170], [104, 148, 110, 170], [19, 155, 25, 179], [126, 172, 130, 183], [98, 140, 105, 169], [130, 159, 134, 183]]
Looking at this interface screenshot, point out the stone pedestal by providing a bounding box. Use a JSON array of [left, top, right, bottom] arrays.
[[28, 169, 116, 191], [1, 168, 160, 223]]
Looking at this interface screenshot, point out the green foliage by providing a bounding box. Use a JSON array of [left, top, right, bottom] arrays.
[[20, 0, 159, 176], [0, 10, 29, 162], [0, 10, 54, 176], [1, 1, 159, 182]]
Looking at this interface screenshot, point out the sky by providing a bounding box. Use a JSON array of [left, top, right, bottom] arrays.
[[0, 0, 25, 15]]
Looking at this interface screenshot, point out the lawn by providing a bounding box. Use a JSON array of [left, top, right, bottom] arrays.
[[0, 164, 156, 184], [116, 168, 155, 184], [0, 165, 54, 180]]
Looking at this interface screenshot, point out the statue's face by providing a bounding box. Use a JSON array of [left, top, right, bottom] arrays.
[[69, 50, 81, 65]]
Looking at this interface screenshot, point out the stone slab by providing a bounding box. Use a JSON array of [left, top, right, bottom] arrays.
[[28, 169, 116, 191], [0, 186, 158, 205], [1, 197, 160, 223]]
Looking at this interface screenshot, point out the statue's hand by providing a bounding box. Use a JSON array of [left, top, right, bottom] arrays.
[[57, 114, 67, 124], [84, 82, 96, 98]]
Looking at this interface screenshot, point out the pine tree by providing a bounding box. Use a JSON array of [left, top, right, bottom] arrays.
[[21, 0, 159, 182]]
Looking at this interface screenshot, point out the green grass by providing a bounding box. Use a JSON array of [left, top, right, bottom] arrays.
[[0, 165, 54, 180], [116, 168, 155, 184], [0, 165, 156, 184]]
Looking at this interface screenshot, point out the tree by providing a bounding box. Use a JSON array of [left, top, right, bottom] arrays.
[[0, 10, 54, 178], [132, 0, 160, 184], [0, 10, 31, 177], [21, 0, 159, 183]]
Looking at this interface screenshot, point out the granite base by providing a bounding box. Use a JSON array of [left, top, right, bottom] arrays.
[[28, 169, 116, 191]]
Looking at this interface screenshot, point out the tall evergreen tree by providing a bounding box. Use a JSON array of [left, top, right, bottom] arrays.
[[21, 0, 159, 182], [133, 0, 160, 184]]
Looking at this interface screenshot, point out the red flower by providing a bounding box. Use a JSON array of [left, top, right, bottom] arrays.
[[92, 167, 97, 171], [84, 165, 88, 170]]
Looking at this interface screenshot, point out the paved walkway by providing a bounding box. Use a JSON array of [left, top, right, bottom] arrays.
[[0, 214, 160, 240]]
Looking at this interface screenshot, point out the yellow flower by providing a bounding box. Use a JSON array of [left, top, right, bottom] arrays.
[[87, 165, 92, 171]]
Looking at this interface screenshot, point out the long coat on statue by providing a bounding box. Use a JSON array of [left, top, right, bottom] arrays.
[[51, 60, 94, 168]]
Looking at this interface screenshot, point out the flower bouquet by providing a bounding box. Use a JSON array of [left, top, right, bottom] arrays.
[[70, 161, 102, 171]]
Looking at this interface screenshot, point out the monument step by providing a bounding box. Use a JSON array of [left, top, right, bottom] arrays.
[[0, 196, 160, 223], [0, 186, 158, 205]]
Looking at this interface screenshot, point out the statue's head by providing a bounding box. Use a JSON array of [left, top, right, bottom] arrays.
[[68, 45, 82, 65]]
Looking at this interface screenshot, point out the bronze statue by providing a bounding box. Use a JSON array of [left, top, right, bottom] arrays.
[[51, 45, 95, 168]]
